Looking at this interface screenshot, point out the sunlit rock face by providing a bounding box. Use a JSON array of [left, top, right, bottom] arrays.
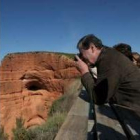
[[0, 52, 80, 137]]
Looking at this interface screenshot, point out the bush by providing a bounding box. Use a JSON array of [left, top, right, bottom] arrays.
[[0, 126, 8, 140], [12, 118, 31, 140], [28, 112, 66, 140]]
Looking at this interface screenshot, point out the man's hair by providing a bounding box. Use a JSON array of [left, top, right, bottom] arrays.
[[113, 43, 133, 61], [77, 34, 103, 50]]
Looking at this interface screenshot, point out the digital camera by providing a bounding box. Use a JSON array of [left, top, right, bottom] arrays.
[[74, 53, 83, 61]]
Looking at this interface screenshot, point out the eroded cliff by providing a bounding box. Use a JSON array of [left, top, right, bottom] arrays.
[[0, 52, 80, 138]]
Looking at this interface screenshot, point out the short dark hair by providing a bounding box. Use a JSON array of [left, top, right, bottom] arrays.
[[77, 34, 103, 50], [113, 43, 133, 61]]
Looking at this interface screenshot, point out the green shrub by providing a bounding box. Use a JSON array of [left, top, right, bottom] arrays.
[[28, 112, 66, 140], [12, 118, 31, 140], [0, 126, 8, 140]]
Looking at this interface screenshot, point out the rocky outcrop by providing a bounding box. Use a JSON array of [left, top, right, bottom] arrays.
[[0, 52, 80, 138]]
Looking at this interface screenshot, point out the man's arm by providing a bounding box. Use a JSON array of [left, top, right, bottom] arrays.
[[82, 63, 121, 105], [81, 72, 97, 102], [75, 53, 121, 105]]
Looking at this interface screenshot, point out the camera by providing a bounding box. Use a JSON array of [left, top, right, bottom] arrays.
[[74, 53, 83, 61]]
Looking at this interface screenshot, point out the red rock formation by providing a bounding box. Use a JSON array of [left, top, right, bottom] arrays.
[[0, 52, 80, 138]]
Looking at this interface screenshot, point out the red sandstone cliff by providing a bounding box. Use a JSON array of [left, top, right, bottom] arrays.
[[0, 52, 80, 138]]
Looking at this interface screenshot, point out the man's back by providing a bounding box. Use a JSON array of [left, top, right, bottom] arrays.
[[96, 47, 140, 111]]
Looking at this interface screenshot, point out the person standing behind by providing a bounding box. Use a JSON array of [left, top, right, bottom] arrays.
[[113, 43, 133, 61], [113, 43, 140, 68], [132, 52, 140, 68], [75, 34, 140, 112]]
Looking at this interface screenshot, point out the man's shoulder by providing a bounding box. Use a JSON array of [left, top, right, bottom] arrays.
[[104, 47, 120, 56], [100, 47, 122, 61], [97, 46, 132, 70]]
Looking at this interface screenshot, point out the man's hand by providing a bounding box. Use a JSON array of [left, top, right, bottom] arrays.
[[75, 55, 89, 75]]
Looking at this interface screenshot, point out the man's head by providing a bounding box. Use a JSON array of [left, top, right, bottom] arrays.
[[76, 34, 103, 64], [113, 43, 133, 61]]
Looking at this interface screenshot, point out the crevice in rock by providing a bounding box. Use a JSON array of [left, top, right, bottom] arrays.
[[26, 81, 45, 91]]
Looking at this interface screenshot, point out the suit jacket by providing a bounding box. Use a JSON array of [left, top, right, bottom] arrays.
[[81, 47, 140, 111]]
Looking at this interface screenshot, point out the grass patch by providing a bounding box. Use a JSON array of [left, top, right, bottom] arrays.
[[27, 112, 66, 140]]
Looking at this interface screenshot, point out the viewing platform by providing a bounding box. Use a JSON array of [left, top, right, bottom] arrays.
[[55, 88, 140, 140]]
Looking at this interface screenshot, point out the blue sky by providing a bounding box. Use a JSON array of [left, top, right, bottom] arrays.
[[1, 0, 140, 61]]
